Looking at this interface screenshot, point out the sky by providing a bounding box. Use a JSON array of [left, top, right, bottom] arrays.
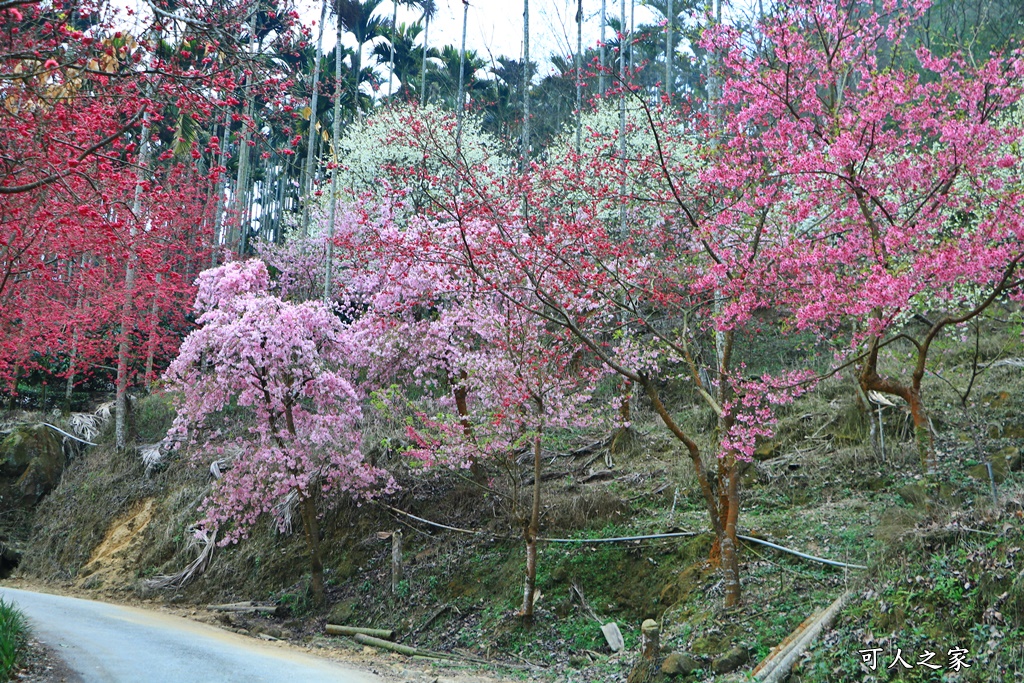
[[299, 0, 662, 78]]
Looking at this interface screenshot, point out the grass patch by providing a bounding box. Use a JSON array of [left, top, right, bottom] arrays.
[[0, 598, 29, 682]]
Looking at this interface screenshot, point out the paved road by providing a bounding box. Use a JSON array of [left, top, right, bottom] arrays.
[[0, 587, 381, 683]]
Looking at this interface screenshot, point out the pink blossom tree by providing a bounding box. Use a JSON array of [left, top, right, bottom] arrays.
[[164, 260, 391, 605], [704, 0, 1024, 476]]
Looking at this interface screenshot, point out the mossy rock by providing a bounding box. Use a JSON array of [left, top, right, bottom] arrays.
[[691, 633, 731, 658], [661, 653, 701, 677], [0, 425, 64, 503], [326, 598, 359, 625], [712, 645, 750, 675], [739, 461, 761, 488]]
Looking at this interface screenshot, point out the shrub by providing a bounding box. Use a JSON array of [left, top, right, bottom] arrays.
[[0, 598, 30, 681]]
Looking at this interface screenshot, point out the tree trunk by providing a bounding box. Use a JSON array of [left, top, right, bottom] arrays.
[[611, 379, 638, 455], [451, 371, 486, 482], [859, 339, 936, 477], [665, 0, 673, 100], [575, 0, 582, 155], [64, 258, 86, 412], [599, 0, 607, 95], [391, 530, 403, 594], [300, 494, 325, 607], [420, 14, 431, 106], [456, 0, 469, 147], [232, 67, 255, 255], [522, 425, 542, 624], [906, 388, 934, 475], [641, 378, 721, 537], [618, 0, 627, 238], [522, 0, 530, 171], [116, 108, 153, 451], [211, 107, 231, 265], [143, 271, 162, 391], [721, 455, 741, 607], [324, 5, 345, 302], [388, 1, 398, 98]]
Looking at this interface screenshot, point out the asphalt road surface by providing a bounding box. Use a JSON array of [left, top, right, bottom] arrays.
[[0, 587, 382, 683]]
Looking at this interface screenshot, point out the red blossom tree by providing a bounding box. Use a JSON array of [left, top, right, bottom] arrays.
[[704, 0, 1024, 476]]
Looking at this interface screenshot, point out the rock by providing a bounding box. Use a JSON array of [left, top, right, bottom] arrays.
[[739, 461, 760, 488], [553, 599, 573, 618], [0, 425, 65, 503], [327, 599, 358, 625], [712, 646, 750, 675], [0, 542, 20, 579], [601, 622, 625, 652], [661, 653, 700, 676], [691, 634, 729, 657]]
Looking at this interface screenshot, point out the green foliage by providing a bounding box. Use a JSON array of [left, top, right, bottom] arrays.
[[0, 598, 29, 682], [134, 393, 176, 443]]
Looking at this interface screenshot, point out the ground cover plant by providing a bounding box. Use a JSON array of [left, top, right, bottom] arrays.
[[0, 598, 29, 681]]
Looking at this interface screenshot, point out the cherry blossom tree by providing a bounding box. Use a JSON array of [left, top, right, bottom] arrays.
[[164, 260, 391, 605], [704, 0, 1024, 477]]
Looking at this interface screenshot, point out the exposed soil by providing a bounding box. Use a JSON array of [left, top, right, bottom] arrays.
[[75, 498, 155, 590]]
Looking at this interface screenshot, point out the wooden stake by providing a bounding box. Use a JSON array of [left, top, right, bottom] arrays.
[[391, 529, 403, 594], [640, 619, 659, 661]]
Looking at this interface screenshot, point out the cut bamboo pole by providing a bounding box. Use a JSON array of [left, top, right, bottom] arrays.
[[755, 591, 852, 683], [207, 603, 282, 615], [325, 625, 395, 639], [353, 633, 420, 656], [750, 608, 823, 678]]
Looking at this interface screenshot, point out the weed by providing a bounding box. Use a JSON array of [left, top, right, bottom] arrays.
[[0, 599, 29, 682]]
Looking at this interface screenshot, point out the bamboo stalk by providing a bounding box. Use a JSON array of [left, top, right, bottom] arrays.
[[353, 633, 419, 655], [325, 625, 395, 639], [207, 603, 282, 615], [756, 591, 852, 683], [750, 608, 823, 678]]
